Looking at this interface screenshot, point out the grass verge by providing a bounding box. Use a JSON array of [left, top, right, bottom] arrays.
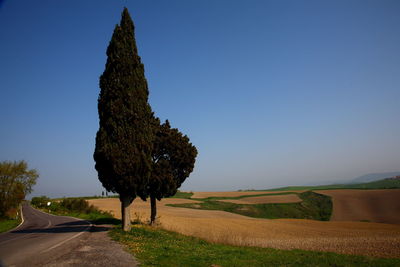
[[169, 191, 332, 221], [0, 217, 21, 233], [31, 197, 117, 225], [110, 224, 400, 267]]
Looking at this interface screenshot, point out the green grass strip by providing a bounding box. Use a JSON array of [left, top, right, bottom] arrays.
[[168, 191, 194, 199], [193, 191, 302, 201], [265, 178, 400, 191], [0, 218, 21, 233]]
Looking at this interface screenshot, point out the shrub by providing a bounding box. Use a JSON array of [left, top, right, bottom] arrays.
[[31, 196, 51, 208], [59, 198, 97, 214]]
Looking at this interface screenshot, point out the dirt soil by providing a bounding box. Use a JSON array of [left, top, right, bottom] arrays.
[[218, 194, 302, 204], [317, 189, 400, 224], [89, 194, 400, 259]]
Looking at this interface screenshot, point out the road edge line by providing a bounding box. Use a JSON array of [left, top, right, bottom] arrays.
[[41, 222, 92, 253], [31, 205, 92, 227], [4, 203, 25, 233], [29, 205, 93, 253]]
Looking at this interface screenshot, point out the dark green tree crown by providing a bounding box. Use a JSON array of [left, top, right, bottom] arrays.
[[147, 118, 198, 200], [94, 8, 154, 198]]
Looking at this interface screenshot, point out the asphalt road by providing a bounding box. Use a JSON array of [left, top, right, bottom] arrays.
[[0, 203, 137, 267], [0, 203, 91, 266]]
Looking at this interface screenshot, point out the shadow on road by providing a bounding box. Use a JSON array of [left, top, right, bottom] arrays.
[[56, 221, 91, 226], [11, 224, 110, 234], [92, 217, 121, 225]]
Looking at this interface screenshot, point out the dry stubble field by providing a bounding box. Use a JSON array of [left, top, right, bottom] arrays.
[[89, 189, 400, 258]]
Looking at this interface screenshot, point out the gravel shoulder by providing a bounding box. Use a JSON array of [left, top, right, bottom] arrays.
[[39, 224, 138, 267]]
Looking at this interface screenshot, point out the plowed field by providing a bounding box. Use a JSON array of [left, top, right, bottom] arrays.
[[317, 189, 400, 224], [89, 192, 400, 258]]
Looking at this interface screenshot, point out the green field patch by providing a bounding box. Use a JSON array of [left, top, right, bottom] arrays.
[[192, 191, 302, 201], [168, 191, 332, 221], [168, 190, 194, 199], [109, 224, 400, 267], [264, 177, 400, 191]]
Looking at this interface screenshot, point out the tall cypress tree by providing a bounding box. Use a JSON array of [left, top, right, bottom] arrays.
[[147, 119, 197, 224], [94, 8, 153, 231]]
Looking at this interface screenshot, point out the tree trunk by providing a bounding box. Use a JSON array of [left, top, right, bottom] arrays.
[[121, 195, 134, 231], [150, 195, 157, 225]]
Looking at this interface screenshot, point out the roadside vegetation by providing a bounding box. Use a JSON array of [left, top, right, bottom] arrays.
[[170, 191, 332, 221], [30, 196, 116, 223], [50, 195, 119, 201], [0, 160, 38, 219], [109, 224, 400, 267], [0, 160, 37, 233], [0, 215, 21, 233]]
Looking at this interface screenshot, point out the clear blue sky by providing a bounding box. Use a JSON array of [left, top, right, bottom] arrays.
[[1, 0, 399, 198]]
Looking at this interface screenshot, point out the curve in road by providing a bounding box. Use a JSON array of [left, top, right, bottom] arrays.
[[0, 202, 91, 266]]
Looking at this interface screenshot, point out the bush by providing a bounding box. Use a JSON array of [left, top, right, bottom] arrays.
[[31, 196, 51, 208], [59, 198, 97, 214]]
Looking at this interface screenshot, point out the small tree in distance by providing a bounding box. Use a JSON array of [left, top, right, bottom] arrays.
[[145, 119, 198, 224], [0, 160, 38, 217], [94, 8, 154, 231]]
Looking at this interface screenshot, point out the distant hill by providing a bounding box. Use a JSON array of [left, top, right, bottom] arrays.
[[268, 176, 400, 191], [350, 172, 400, 184]]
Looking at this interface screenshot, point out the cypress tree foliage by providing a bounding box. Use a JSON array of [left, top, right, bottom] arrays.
[[94, 8, 153, 231], [146, 118, 198, 224]]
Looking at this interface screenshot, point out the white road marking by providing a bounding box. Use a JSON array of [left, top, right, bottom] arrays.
[[41, 223, 92, 253], [45, 219, 52, 228], [0, 206, 48, 245], [31, 207, 61, 217], [0, 206, 27, 245], [3, 204, 25, 234], [16, 204, 25, 229], [0, 204, 92, 252], [30, 205, 93, 253]]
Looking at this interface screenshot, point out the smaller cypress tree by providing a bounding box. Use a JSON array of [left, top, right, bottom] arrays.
[[146, 118, 198, 224]]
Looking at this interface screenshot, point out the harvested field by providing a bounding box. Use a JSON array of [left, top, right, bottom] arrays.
[[218, 194, 302, 204], [89, 198, 246, 221], [317, 189, 400, 224], [89, 196, 400, 258], [191, 190, 304, 199]]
